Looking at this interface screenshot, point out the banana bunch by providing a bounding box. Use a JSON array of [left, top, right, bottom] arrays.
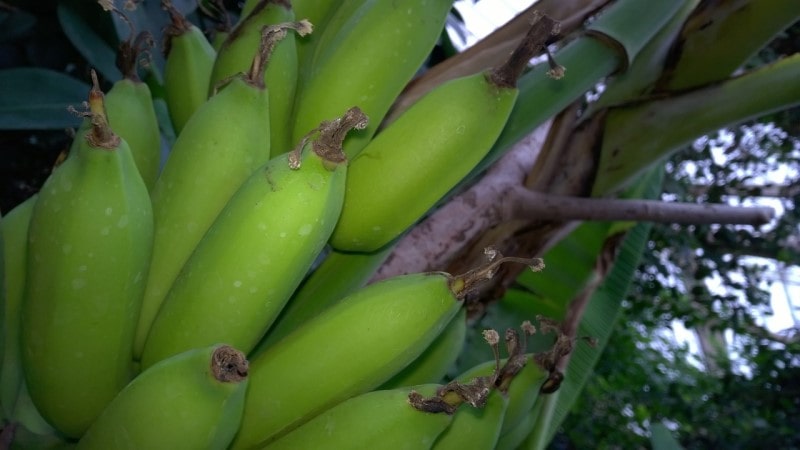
[[0, 1, 565, 447]]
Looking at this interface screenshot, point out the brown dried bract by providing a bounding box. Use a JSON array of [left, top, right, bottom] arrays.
[[211, 345, 249, 383]]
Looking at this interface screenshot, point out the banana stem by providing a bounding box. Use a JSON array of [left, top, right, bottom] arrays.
[[162, 0, 193, 55], [507, 188, 776, 225], [409, 321, 544, 415], [288, 106, 367, 169], [116, 31, 154, 82], [488, 12, 559, 89], [248, 20, 313, 89], [448, 248, 545, 300], [85, 70, 119, 149]]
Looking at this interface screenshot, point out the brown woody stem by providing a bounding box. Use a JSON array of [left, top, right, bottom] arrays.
[[288, 107, 368, 169], [448, 247, 545, 300], [488, 12, 559, 88]]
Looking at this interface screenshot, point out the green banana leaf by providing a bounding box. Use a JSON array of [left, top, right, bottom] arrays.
[[0, 68, 89, 130], [530, 167, 662, 448], [57, 0, 121, 82], [651, 422, 685, 450]]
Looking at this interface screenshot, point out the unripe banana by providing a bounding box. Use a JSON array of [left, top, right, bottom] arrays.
[[252, 246, 393, 354], [232, 254, 542, 449], [430, 324, 548, 450], [140, 108, 368, 370], [295, 0, 367, 75], [1, 194, 36, 419], [381, 308, 467, 389], [494, 395, 544, 450], [11, 379, 57, 437], [21, 74, 153, 438], [263, 385, 453, 450], [432, 388, 508, 450], [211, 2, 312, 156], [134, 27, 282, 359], [329, 17, 558, 252], [76, 345, 249, 450], [291, 0, 452, 158], [105, 32, 161, 191], [162, 1, 217, 134]]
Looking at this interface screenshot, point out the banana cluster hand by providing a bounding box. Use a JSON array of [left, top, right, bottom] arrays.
[[0, 2, 563, 447]]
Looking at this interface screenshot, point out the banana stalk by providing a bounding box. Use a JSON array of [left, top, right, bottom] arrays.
[[21, 73, 153, 438], [140, 108, 368, 369]]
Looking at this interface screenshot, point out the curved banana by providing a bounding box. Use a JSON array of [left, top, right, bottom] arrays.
[[252, 246, 393, 354], [432, 388, 508, 450], [105, 32, 161, 191], [329, 16, 559, 252], [498, 354, 550, 436], [263, 385, 453, 450], [76, 345, 249, 450], [162, 1, 217, 134], [0, 194, 36, 419], [211, 2, 312, 156], [232, 254, 542, 449], [295, 0, 368, 76], [20, 73, 153, 438], [133, 27, 281, 359], [381, 308, 467, 390], [140, 108, 368, 370], [11, 379, 57, 437], [233, 273, 462, 449], [495, 395, 544, 450], [290, 0, 452, 158]]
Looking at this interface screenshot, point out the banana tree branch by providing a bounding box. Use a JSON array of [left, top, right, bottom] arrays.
[[686, 182, 800, 199], [509, 190, 775, 225], [372, 121, 552, 281]]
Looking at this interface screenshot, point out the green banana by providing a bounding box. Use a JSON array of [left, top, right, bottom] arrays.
[[432, 388, 508, 450], [252, 246, 393, 354], [381, 308, 467, 389], [494, 395, 545, 450], [20, 74, 153, 438], [290, 0, 453, 158], [1, 194, 36, 419], [211, 1, 312, 156], [330, 15, 558, 252], [140, 108, 368, 370], [231, 254, 542, 449], [295, 0, 368, 75], [133, 26, 283, 359], [105, 32, 161, 191], [76, 345, 249, 450], [162, 0, 217, 134], [11, 379, 57, 438], [263, 385, 453, 450]]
